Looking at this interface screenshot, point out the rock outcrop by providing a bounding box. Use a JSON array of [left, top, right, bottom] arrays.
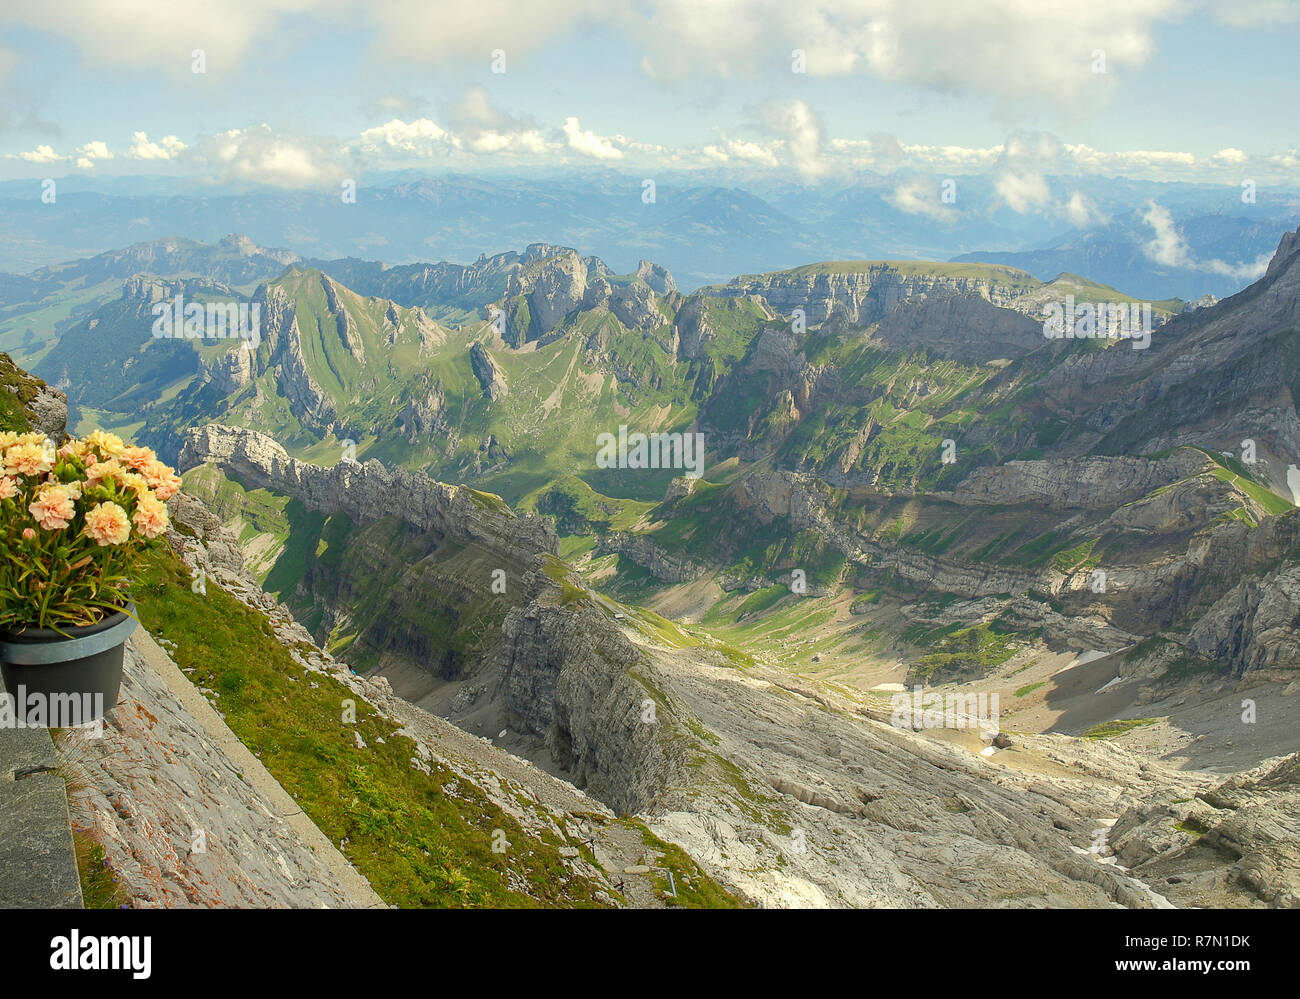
[[469, 342, 508, 400], [1110, 752, 1300, 908], [494, 602, 685, 815], [717, 262, 1045, 326], [948, 452, 1210, 509], [1, 351, 66, 437], [178, 423, 557, 556]]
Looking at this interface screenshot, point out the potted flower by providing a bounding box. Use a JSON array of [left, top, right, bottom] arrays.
[[0, 430, 180, 726]]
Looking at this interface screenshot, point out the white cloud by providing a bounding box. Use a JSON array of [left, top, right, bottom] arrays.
[[0, 0, 311, 74], [465, 129, 549, 154], [1199, 252, 1273, 280], [562, 117, 623, 160], [702, 137, 780, 167], [1210, 147, 1248, 165], [758, 98, 826, 178], [994, 170, 1052, 214], [884, 176, 954, 221], [626, 0, 1180, 105], [443, 86, 550, 156], [199, 124, 348, 187], [1064, 190, 1106, 228], [5, 144, 68, 164], [356, 118, 457, 158], [129, 131, 187, 159], [1143, 199, 1276, 279], [0, 0, 1186, 107], [74, 140, 113, 169], [1142, 201, 1194, 267]]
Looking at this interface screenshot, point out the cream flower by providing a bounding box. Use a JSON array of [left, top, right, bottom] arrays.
[[4, 441, 54, 478], [0, 476, 17, 500], [83, 501, 131, 546], [131, 494, 170, 539], [84, 458, 123, 484], [84, 430, 125, 456], [28, 485, 76, 531]]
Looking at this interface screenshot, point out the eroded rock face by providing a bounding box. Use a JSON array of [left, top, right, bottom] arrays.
[[1188, 564, 1300, 673], [176, 426, 690, 812], [596, 532, 709, 582], [1, 351, 67, 437], [717, 263, 1044, 327], [144, 493, 713, 909], [514, 250, 589, 337], [256, 285, 339, 433], [199, 344, 254, 394], [868, 287, 1046, 363], [494, 602, 684, 815], [396, 380, 447, 441], [498, 245, 676, 344], [609, 281, 663, 332], [321, 274, 365, 364]]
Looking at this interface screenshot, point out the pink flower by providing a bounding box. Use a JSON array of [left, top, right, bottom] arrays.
[[142, 459, 181, 501], [28, 485, 76, 531], [0, 476, 16, 500], [83, 501, 131, 546], [21, 527, 35, 540], [119, 446, 158, 472]]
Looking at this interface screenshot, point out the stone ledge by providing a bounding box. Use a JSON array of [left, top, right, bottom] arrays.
[[0, 677, 83, 909]]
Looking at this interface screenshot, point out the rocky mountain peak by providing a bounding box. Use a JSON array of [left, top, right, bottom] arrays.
[[1265, 224, 1300, 281]]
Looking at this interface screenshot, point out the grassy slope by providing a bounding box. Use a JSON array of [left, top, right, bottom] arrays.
[[134, 541, 741, 908]]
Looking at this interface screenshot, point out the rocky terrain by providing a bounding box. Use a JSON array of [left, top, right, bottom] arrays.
[[173, 423, 1300, 907]]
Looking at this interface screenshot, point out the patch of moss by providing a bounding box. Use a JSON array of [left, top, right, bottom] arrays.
[[1081, 717, 1160, 740]]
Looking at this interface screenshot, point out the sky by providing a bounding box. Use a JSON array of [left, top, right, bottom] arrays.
[[1, 0, 1298, 189]]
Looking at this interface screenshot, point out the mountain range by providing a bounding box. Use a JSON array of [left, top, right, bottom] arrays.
[[8, 217, 1300, 908]]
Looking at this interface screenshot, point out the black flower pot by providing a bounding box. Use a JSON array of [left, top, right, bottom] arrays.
[[0, 605, 136, 727]]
